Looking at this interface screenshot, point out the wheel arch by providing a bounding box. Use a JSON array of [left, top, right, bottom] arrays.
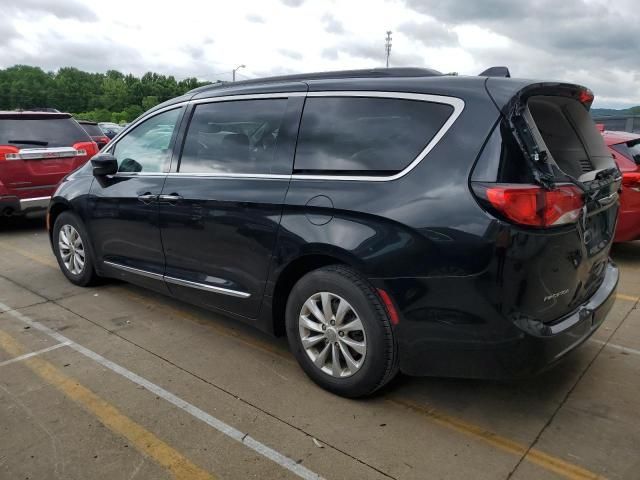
[[47, 199, 73, 244], [271, 252, 353, 336]]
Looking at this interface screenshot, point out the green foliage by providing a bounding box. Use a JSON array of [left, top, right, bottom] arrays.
[[0, 64, 211, 123]]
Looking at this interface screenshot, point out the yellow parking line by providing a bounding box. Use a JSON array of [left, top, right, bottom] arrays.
[[0, 329, 215, 480], [0, 241, 59, 268], [616, 293, 639, 302], [388, 398, 605, 480]]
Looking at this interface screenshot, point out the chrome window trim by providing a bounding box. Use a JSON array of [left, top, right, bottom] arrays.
[[292, 91, 465, 182], [109, 91, 464, 182], [164, 172, 291, 180], [190, 91, 306, 105], [103, 261, 251, 299]]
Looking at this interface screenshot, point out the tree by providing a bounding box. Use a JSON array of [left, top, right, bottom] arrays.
[[0, 64, 211, 116], [141, 95, 159, 111]]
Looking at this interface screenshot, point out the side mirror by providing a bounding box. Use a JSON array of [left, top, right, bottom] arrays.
[[91, 153, 118, 176]]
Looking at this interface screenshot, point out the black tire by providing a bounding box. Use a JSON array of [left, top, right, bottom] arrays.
[[52, 211, 100, 287], [285, 265, 398, 398]]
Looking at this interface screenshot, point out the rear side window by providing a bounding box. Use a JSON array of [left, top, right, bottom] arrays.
[[79, 123, 104, 137], [612, 139, 640, 165], [0, 118, 90, 147], [294, 97, 454, 174], [179, 99, 287, 174]]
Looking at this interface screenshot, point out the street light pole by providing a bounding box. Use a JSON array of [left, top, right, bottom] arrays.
[[232, 64, 246, 82], [385, 31, 392, 68]]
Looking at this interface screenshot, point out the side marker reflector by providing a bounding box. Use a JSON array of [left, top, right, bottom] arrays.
[[377, 288, 400, 326]]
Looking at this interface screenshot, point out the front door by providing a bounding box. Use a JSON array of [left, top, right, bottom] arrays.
[[88, 107, 184, 293], [159, 95, 303, 318]]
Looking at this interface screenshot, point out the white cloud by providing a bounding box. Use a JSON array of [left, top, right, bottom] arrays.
[[0, 0, 637, 107]]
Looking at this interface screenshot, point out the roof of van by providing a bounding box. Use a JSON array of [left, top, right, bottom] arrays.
[[187, 68, 444, 95]]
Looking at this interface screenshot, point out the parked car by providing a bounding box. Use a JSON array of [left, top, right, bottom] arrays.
[[77, 120, 111, 150], [98, 122, 123, 139], [599, 127, 640, 242], [48, 68, 620, 397], [0, 111, 98, 217]]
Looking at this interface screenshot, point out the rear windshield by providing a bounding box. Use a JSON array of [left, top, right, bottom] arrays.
[[612, 139, 640, 165], [79, 123, 104, 137], [0, 118, 90, 147]]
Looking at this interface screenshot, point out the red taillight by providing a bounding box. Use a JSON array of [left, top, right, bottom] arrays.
[[477, 184, 584, 227], [622, 172, 640, 191], [72, 141, 98, 158], [579, 89, 594, 105], [0, 145, 19, 161]]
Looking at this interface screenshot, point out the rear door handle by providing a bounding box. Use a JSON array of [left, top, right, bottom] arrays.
[[137, 193, 157, 204], [158, 194, 183, 204]]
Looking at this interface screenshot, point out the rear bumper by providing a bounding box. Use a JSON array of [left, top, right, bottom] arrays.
[[0, 195, 51, 215], [382, 261, 619, 378]]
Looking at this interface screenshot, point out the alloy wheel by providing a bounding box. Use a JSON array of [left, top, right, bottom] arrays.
[[58, 224, 85, 275], [298, 292, 367, 378]]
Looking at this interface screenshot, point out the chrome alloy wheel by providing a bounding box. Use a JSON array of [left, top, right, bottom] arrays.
[[298, 292, 367, 378], [58, 224, 85, 275]]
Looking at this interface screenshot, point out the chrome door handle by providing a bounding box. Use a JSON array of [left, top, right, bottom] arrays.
[[158, 194, 183, 203], [137, 193, 157, 204]]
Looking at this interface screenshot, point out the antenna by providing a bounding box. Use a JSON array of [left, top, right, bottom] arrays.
[[385, 31, 392, 68]]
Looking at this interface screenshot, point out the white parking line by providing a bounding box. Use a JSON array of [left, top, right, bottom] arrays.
[[591, 339, 640, 356], [0, 302, 323, 480], [0, 341, 71, 367]]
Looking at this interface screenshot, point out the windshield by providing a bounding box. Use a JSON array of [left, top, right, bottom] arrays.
[[0, 118, 90, 147]]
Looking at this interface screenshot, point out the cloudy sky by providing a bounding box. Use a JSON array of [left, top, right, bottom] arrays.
[[1, 0, 638, 108]]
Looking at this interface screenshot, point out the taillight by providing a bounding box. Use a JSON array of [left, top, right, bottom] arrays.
[[73, 141, 98, 158], [473, 183, 584, 227], [579, 89, 594, 106], [622, 172, 640, 192], [0, 145, 19, 161]]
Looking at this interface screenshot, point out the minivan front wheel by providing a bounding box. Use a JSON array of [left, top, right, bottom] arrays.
[[53, 211, 99, 287], [286, 265, 398, 397]]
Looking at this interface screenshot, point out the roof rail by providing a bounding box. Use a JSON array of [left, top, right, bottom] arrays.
[[187, 67, 443, 94], [479, 66, 511, 78]]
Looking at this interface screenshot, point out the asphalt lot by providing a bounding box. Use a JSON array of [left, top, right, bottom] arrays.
[[0, 217, 638, 480]]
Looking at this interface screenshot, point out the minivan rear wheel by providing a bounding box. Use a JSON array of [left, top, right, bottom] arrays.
[[53, 211, 99, 287], [285, 265, 398, 397]]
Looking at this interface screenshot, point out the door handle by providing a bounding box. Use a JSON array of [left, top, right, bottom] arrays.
[[137, 193, 157, 204], [158, 193, 183, 204]]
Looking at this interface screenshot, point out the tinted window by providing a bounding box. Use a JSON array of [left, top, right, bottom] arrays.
[[79, 123, 104, 137], [612, 139, 640, 165], [0, 118, 90, 147], [113, 108, 181, 173], [294, 97, 454, 174], [179, 99, 287, 174]]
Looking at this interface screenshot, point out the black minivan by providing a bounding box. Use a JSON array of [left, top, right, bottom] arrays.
[[48, 68, 620, 397]]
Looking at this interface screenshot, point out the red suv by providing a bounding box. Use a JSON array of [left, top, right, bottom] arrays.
[[600, 128, 640, 242], [0, 111, 98, 217]]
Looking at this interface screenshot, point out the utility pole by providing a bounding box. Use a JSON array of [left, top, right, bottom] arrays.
[[232, 64, 246, 82], [385, 31, 392, 68]]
